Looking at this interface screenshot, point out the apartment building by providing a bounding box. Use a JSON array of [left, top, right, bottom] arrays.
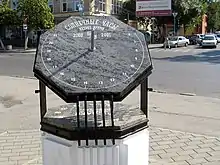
[[9, 0, 123, 24]]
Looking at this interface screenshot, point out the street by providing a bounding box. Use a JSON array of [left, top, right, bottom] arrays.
[[0, 45, 220, 98], [0, 53, 34, 77], [150, 45, 220, 98]]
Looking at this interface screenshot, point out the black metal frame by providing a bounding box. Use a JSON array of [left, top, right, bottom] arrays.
[[35, 77, 149, 146]]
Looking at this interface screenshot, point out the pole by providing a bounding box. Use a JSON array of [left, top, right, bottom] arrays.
[[172, 12, 177, 36], [24, 30, 27, 50], [127, 13, 130, 24], [90, 30, 94, 51], [174, 16, 176, 36]]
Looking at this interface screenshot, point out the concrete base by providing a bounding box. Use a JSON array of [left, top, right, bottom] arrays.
[[41, 129, 149, 165]]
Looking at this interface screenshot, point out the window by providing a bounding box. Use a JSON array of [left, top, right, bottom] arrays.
[[111, 0, 122, 15], [62, 0, 67, 12], [99, 0, 106, 12], [74, 1, 80, 11], [11, 0, 18, 10], [62, 0, 81, 12], [48, 0, 53, 13]]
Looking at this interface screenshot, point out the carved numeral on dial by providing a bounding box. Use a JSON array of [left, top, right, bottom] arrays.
[[99, 81, 103, 85], [110, 78, 115, 82], [84, 81, 88, 85], [60, 72, 64, 76], [49, 41, 53, 45], [123, 72, 128, 76], [47, 58, 51, 61], [71, 77, 76, 82], [47, 50, 51, 53], [130, 64, 135, 68], [54, 34, 57, 37], [135, 49, 138, 52], [52, 65, 57, 68], [135, 57, 138, 60]]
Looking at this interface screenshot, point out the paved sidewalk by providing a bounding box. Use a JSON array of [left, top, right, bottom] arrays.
[[1, 76, 220, 164], [1, 127, 220, 165]]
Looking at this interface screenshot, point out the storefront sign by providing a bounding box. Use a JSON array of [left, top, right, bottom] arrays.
[[136, 0, 172, 17]]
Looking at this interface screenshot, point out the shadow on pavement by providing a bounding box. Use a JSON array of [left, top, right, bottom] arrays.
[[152, 49, 220, 64]]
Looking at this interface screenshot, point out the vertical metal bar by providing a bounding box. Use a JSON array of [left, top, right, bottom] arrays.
[[91, 30, 94, 51], [76, 96, 81, 146], [140, 78, 148, 118], [110, 95, 115, 145], [93, 95, 98, 145], [101, 95, 106, 145], [84, 95, 88, 146], [39, 81, 47, 121]]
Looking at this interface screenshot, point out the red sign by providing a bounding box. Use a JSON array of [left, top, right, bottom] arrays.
[[136, 0, 172, 17]]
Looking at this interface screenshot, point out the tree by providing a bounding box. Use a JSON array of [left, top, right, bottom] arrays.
[[206, 2, 220, 32], [17, 0, 54, 49], [173, 0, 208, 33], [0, 1, 20, 26], [0, 0, 20, 50], [119, 0, 136, 22]]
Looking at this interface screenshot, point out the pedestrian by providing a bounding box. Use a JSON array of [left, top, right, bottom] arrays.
[[164, 37, 171, 49]]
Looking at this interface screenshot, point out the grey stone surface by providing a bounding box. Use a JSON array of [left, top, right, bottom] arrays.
[[43, 103, 146, 130], [33, 16, 152, 101]]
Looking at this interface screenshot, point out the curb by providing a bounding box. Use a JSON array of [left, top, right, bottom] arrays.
[[148, 46, 163, 49], [0, 50, 36, 53], [5, 76, 198, 97], [10, 75, 37, 80], [148, 88, 196, 97]]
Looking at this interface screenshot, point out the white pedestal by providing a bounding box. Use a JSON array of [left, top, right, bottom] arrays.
[[41, 129, 149, 165]]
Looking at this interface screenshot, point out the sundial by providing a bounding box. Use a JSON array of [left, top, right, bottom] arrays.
[[33, 15, 152, 144], [33, 15, 152, 102]]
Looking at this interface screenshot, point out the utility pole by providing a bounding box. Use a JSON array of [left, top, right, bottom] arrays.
[[172, 12, 178, 36]]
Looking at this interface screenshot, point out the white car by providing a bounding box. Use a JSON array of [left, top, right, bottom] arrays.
[[215, 34, 220, 43], [201, 35, 218, 48], [165, 36, 189, 48]]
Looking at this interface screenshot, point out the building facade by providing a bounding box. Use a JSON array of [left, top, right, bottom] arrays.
[[8, 0, 123, 24], [0, 0, 124, 46]]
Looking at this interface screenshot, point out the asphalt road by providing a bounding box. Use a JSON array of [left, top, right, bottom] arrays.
[[0, 45, 220, 98], [149, 45, 220, 98], [0, 53, 35, 77]]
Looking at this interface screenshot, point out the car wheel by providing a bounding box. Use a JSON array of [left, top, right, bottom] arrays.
[[175, 44, 178, 48], [185, 42, 188, 47]]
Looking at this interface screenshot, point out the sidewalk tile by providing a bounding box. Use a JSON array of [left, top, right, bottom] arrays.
[[0, 127, 220, 165]]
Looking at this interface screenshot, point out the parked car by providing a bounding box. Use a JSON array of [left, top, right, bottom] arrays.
[[186, 35, 197, 45], [201, 34, 217, 48], [195, 34, 205, 45], [164, 36, 189, 48], [215, 34, 220, 43]]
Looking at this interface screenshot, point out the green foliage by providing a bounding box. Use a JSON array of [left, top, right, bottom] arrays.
[[207, 2, 220, 31], [119, 0, 136, 21], [173, 0, 208, 31], [0, 1, 20, 26], [17, 0, 54, 30]]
